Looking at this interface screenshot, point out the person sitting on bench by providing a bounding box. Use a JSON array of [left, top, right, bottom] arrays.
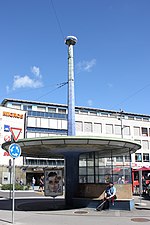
[[96, 182, 117, 211], [104, 181, 116, 205]]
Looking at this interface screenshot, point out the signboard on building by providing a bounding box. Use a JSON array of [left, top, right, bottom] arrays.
[[0, 106, 26, 165], [44, 169, 63, 197]]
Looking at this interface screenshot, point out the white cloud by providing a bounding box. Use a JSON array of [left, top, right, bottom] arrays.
[[77, 59, 96, 73], [12, 75, 43, 90], [87, 99, 93, 106], [6, 66, 43, 92], [31, 66, 41, 78]]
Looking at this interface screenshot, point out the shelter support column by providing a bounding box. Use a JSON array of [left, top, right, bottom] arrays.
[[65, 153, 79, 206]]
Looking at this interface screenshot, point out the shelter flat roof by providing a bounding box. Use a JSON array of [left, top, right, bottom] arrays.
[[2, 136, 141, 158]]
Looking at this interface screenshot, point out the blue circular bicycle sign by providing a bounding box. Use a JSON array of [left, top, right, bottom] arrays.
[[9, 143, 21, 158]]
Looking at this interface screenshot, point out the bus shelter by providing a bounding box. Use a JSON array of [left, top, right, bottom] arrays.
[[2, 136, 141, 207]]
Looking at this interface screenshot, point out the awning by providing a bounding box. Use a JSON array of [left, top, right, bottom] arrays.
[[2, 136, 141, 158]]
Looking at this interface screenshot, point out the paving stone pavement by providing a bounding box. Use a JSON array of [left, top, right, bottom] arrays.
[[0, 194, 149, 225]]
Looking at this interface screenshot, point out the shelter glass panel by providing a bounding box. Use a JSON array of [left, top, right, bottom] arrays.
[[116, 156, 123, 162], [79, 167, 87, 174], [87, 167, 94, 175], [79, 152, 132, 184], [87, 176, 94, 183]]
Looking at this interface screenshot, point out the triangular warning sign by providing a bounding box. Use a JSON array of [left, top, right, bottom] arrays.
[[10, 127, 22, 141]]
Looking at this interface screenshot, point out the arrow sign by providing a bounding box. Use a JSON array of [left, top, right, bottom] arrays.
[[9, 143, 21, 158]]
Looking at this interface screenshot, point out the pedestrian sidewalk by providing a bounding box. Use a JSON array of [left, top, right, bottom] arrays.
[[0, 195, 149, 225]]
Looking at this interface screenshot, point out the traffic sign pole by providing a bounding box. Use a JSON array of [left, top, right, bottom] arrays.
[[12, 158, 15, 224], [9, 142, 21, 224], [9, 159, 12, 199]]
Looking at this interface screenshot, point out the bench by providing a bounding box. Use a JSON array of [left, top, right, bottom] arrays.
[[73, 198, 135, 211], [109, 198, 135, 211]]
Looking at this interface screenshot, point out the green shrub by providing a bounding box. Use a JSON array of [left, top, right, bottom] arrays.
[[1, 183, 24, 190]]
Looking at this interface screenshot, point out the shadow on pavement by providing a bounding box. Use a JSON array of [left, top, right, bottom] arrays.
[[0, 198, 66, 211], [135, 207, 150, 211], [0, 218, 11, 224]]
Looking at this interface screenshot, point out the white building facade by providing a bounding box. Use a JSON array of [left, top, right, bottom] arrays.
[[1, 98, 150, 185]]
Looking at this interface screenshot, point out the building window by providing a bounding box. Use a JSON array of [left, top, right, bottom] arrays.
[[23, 105, 32, 111], [135, 153, 142, 162], [48, 107, 56, 113], [141, 127, 148, 136], [135, 117, 142, 121], [143, 153, 149, 162], [27, 110, 67, 119], [80, 110, 88, 115], [27, 127, 67, 135], [84, 122, 92, 132], [134, 127, 140, 136], [58, 108, 66, 114], [110, 113, 117, 118], [37, 106, 46, 112], [90, 111, 97, 116], [93, 123, 102, 134], [27, 117, 36, 127], [124, 126, 130, 135], [101, 112, 109, 117], [125, 156, 130, 162], [143, 117, 149, 122], [41, 118, 49, 128], [149, 128, 150, 136], [61, 120, 67, 129], [75, 109, 79, 114], [114, 125, 121, 135], [128, 116, 134, 120], [134, 140, 141, 145], [49, 119, 57, 129], [142, 140, 149, 149], [25, 158, 64, 166], [12, 104, 21, 109], [106, 124, 113, 134], [76, 121, 83, 132]]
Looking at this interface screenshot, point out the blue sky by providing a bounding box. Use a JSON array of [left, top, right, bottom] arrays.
[[0, 0, 150, 115]]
